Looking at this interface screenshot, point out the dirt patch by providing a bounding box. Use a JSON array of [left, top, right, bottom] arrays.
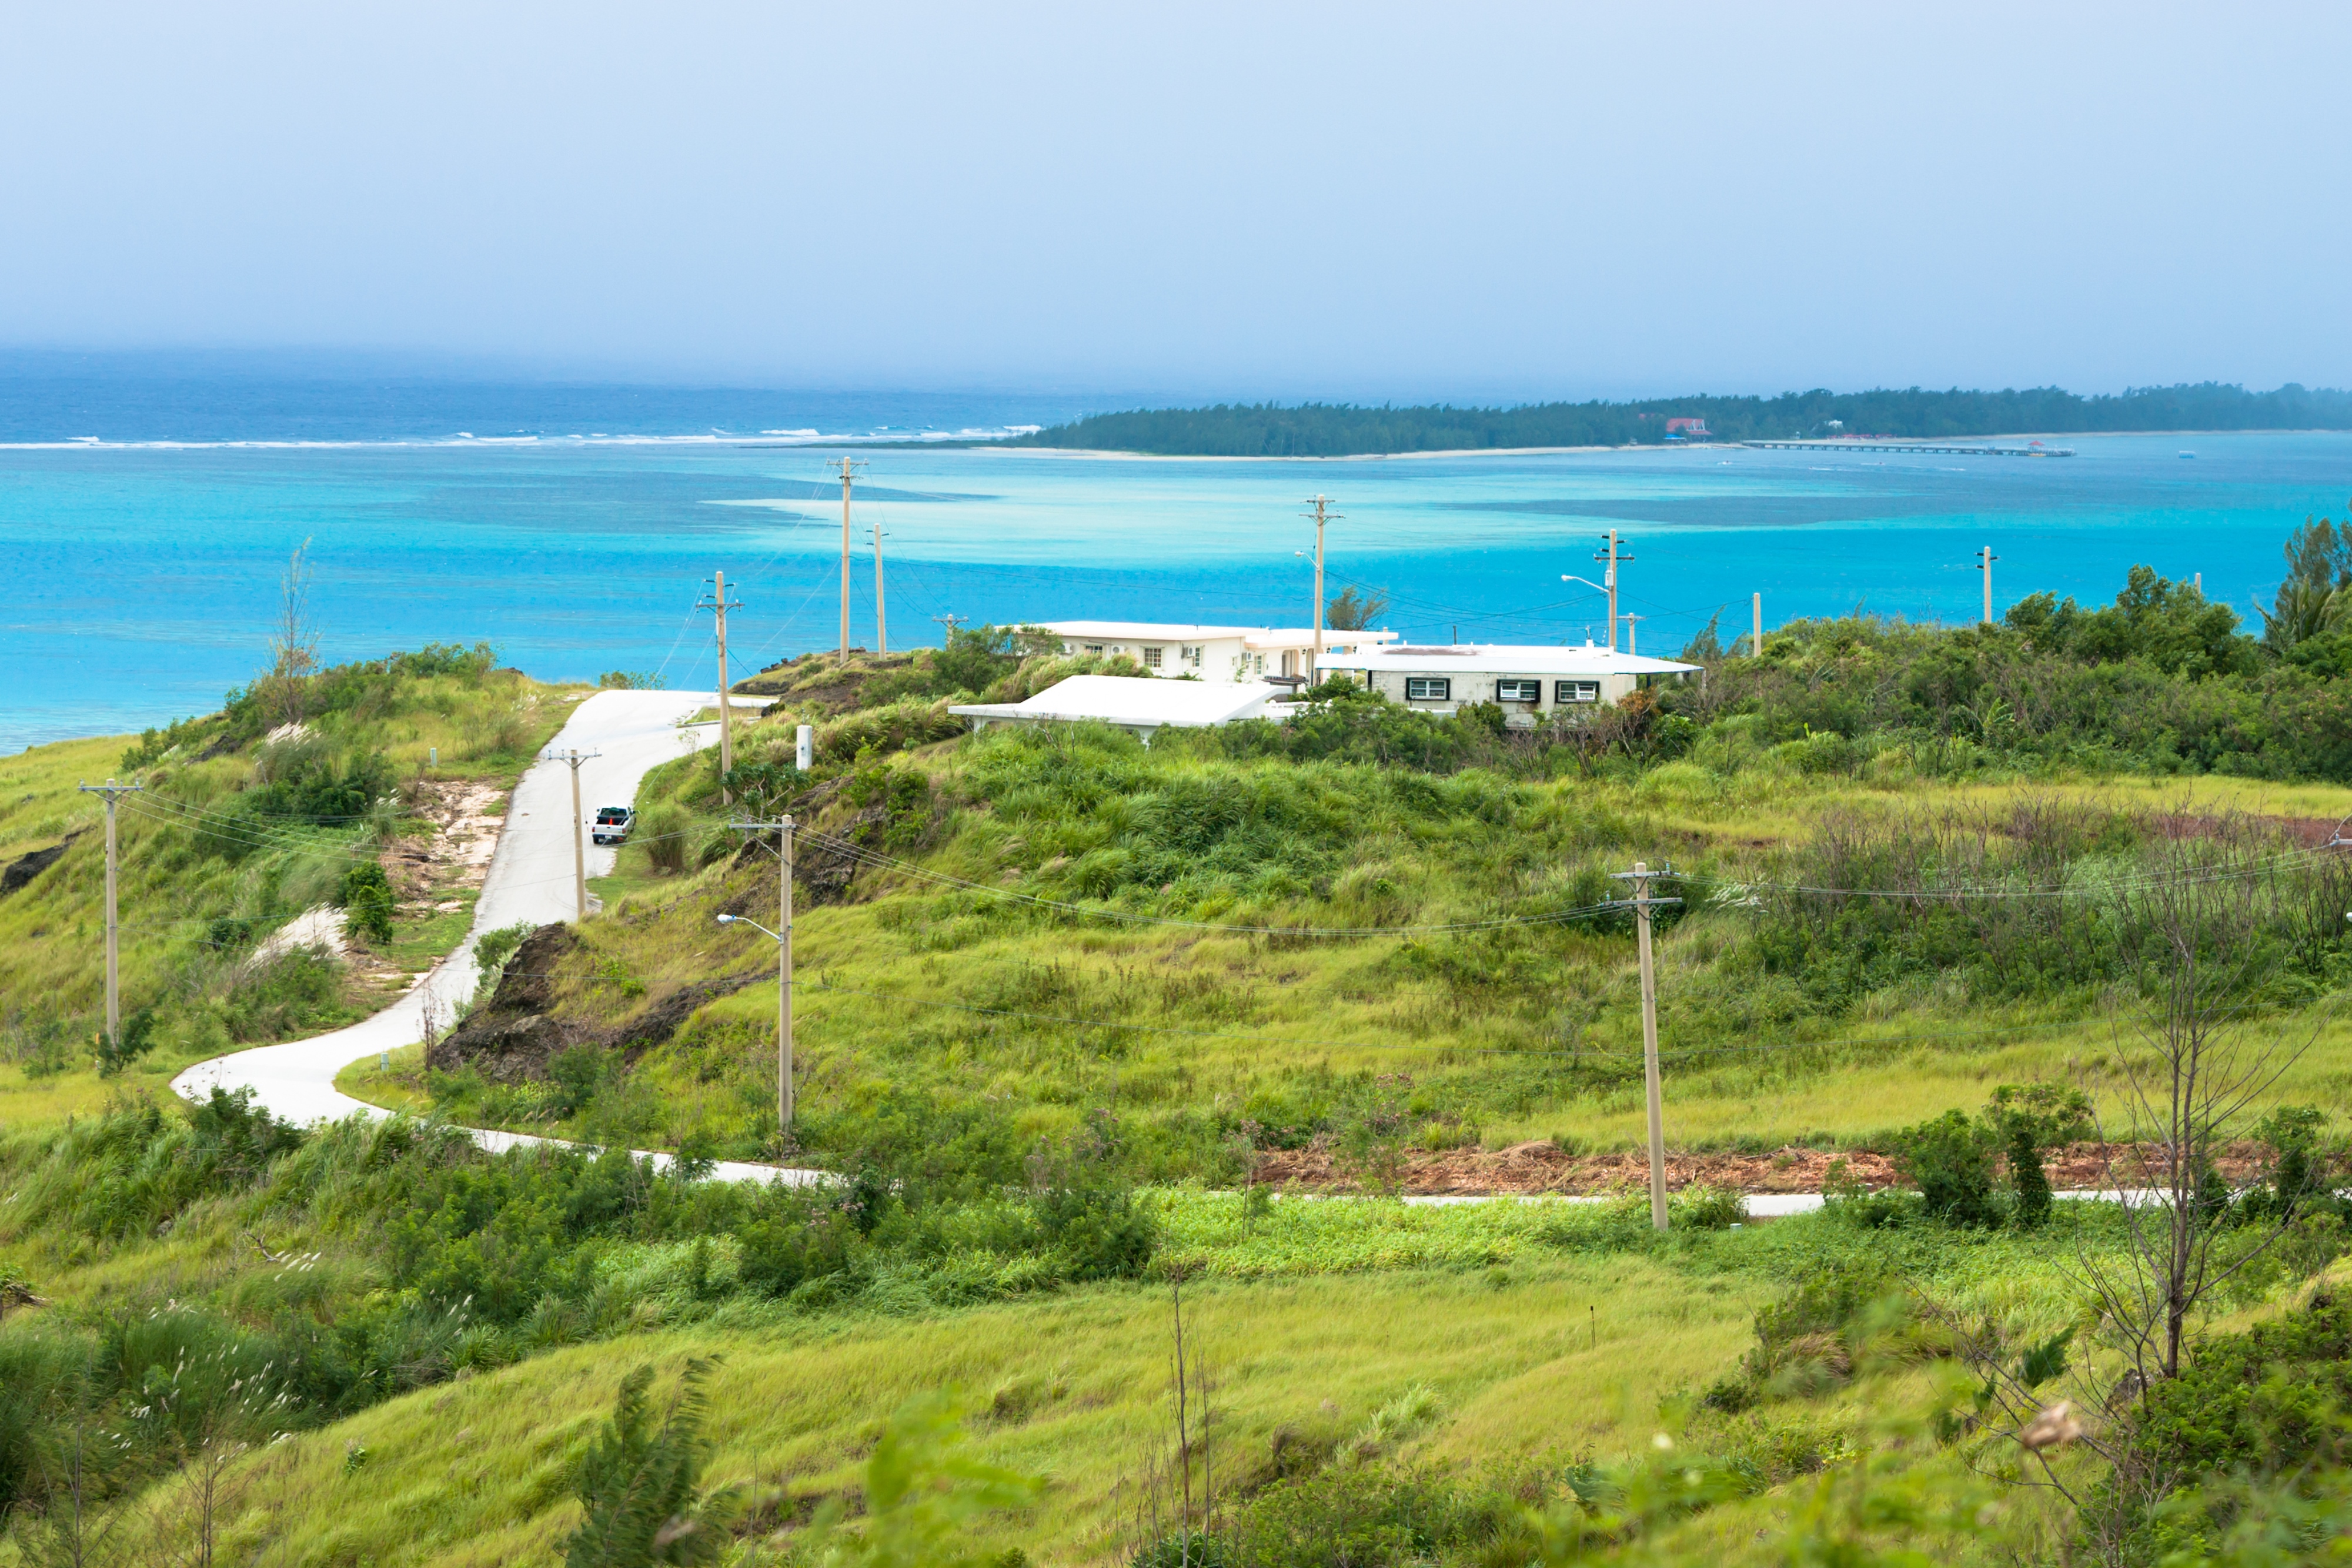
[[1250, 1138, 2284, 1197]]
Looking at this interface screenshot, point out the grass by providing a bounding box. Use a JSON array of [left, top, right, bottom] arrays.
[[88, 1197, 2153, 1567], [397, 706, 2352, 1177], [0, 668, 584, 1088], [200, 1261, 1753, 1565]]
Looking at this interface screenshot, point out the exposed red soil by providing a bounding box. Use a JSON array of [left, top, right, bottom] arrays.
[[1250, 1139, 2281, 1197]]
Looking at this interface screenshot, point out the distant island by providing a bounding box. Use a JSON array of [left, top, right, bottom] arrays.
[[1006, 382, 2352, 457]]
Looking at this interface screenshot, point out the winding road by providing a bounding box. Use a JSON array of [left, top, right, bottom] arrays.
[[165, 690, 2140, 1215], [171, 688, 817, 1184]]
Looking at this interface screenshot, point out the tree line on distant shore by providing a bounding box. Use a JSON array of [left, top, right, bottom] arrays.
[[1008, 382, 2352, 456]]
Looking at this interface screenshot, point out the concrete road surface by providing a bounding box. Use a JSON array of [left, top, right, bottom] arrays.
[[173, 688, 818, 1185]]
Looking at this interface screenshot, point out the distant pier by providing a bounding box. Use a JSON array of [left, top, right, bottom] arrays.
[[1744, 439, 2076, 457]]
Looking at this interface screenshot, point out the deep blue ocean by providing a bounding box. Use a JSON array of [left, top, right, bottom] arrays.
[[3, 365, 2347, 753]]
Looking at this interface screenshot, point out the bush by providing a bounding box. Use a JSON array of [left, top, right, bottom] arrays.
[[640, 805, 691, 875], [1893, 1109, 1999, 1228], [338, 860, 396, 943], [561, 1360, 738, 1567]]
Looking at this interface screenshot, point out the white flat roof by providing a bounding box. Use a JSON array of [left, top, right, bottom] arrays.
[[1319, 643, 1700, 676], [950, 674, 1290, 728], [1038, 620, 1398, 648]]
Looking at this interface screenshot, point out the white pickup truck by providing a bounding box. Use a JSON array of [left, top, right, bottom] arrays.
[[592, 805, 636, 845]]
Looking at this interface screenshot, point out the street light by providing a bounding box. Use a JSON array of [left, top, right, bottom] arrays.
[[1562, 575, 1617, 646], [716, 906, 793, 1142]]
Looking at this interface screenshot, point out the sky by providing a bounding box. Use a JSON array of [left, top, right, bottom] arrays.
[[3, 1, 2347, 402]]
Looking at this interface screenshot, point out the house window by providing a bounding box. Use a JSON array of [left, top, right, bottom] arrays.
[[1406, 676, 1451, 701], [1555, 680, 1601, 704], [1084, 644, 1104, 655], [1181, 644, 1202, 666], [1142, 646, 1162, 668], [1496, 678, 1542, 703], [1252, 654, 1265, 674]]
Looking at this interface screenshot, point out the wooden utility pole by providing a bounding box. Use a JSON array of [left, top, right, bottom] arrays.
[[932, 612, 967, 645], [1594, 531, 1634, 652], [1752, 592, 1763, 658], [1977, 545, 1999, 626], [1622, 614, 1644, 657], [1611, 860, 1681, 1231], [873, 516, 888, 656], [77, 778, 142, 1051], [836, 456, 866, 661], [1302, 494, 1338, 684], [548, 748, 600, 921], [699, 571, 743, 801]]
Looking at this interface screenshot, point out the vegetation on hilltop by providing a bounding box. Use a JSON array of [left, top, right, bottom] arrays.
[[1010, 383, 2352, 456], [0, 638, 574, 1089], [15, 530, 2352, 1563]]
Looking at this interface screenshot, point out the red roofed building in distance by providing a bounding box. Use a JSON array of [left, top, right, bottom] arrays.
[[1663, 417, 1709, 439]]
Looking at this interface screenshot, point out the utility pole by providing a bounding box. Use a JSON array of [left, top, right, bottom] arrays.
[[697, 572, 743, 801], [836, 456, 866, 662], [547, 748, 600, 921], [1611, 860, 1682, 1231], [78, 778, 142, 1052], [1594, 531, 1634, 652], [932, 611, 967, 646], [1621, 614, 1645, 657], [1976, 545, 1999, 626], [723, 814, 796, 1141], [1752, 592, 1763, 658], [1302, 495, 1338, 685], [872, 515, 888, 656]]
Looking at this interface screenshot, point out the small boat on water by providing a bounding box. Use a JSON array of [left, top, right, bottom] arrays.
[[2179, 450, 2196, 459]]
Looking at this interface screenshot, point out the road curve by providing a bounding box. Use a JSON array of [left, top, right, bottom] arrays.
[[172, 688, 819, 1185]]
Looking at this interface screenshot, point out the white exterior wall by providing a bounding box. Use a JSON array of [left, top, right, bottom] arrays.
[[1057, 633, 1247, 677], [1364, 667, 1641, 719], [1054, 633, 1381, 681]]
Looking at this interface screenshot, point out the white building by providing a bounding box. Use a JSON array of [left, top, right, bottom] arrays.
[[1317, 643, 1700, 723], [950, 674, 1291, 743], [1034, 620, 1398, 682]]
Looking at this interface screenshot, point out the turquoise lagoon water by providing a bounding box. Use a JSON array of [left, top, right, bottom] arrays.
[[3, 414, 2348, 753]]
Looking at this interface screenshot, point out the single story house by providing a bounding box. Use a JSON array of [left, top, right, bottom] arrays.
[[1316, 643, 1700, 723], [1034, 620, 1398, 682], [950, 674, 1291, 743]]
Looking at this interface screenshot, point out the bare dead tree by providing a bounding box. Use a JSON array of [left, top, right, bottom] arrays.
[[1123, 1268, 1220, 1564], [264, 538, 320, 726], [1943, 823, 2340, 1567], [2078, 825, 2327, 1389]]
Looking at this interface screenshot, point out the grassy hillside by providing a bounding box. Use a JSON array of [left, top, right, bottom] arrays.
[[0, 644, 583, 1099], [1, 1080, 2190, 1565], [12, 548, 2352, 1564]]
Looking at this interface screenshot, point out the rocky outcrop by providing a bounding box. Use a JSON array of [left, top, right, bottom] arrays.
[[429, 922, 764, 1082], [1, 832, 81, 897], [429, 924, 586, 1081], [611, 972, 764, 1065]]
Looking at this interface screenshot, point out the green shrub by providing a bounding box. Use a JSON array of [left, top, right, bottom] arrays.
[[338, 859, 396, 943], [640, 805, 691, 875], [1894, 1109, 2000, 1228], [560, 1360, 739, 1567]]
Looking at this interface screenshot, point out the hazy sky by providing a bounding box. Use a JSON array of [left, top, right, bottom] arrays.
[[5, 2, 2346, 399]]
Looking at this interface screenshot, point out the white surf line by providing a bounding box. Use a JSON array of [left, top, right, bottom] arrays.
[[172, 688, 826, 1188]]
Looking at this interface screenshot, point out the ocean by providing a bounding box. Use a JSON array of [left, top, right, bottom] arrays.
[[2, 369, 2347, 753]]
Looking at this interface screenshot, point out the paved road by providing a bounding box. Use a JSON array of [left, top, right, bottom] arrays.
[[173, 690, 816, 1184]]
